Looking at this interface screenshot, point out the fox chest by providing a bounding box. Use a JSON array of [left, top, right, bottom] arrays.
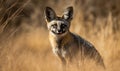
[[52, 45, 69, 58], [49, 35, 78, 59], [50, 40, 78, 59], [52, 44, 79, 60], [50, 40, 68, 57]]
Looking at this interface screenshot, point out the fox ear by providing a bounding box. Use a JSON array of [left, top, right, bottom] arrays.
[[45, 7, 56, 22], [62, 6, 73, 21]]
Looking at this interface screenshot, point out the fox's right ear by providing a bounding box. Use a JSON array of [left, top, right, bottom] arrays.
[[45, 7, 56, 22]]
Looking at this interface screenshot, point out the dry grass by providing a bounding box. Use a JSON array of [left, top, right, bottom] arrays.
[[0, 0, 120, 71]]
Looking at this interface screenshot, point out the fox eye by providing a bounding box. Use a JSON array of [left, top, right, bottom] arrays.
[[52, 24, 57, 28], [61, 24, 67, 28]]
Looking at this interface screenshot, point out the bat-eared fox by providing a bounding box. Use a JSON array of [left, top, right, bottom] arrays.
[[44, 6, 105, 68]]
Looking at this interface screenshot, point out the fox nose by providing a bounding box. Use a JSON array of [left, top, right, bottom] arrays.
[[56, 29, 62, 33], [58, 30, 61, 32], [57, 30, 61, 33]]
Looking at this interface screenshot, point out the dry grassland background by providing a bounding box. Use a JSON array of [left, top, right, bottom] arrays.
[[0, 0, 120, 71]]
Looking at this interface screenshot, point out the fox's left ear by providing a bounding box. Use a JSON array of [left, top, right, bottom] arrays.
[[62, 6, 73, 21]]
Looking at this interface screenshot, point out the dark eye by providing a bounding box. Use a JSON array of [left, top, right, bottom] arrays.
[[61, 24, 67, 28], [52, 24, 57, 28]]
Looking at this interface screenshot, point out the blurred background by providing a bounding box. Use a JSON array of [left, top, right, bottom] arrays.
[[0, 0, 120, 71]]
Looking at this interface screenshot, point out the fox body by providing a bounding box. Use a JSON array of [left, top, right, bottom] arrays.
[[44, 6, 105, 67]]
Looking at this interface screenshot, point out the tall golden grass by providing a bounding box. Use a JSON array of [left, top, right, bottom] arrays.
[[0, 0, 120, 71]]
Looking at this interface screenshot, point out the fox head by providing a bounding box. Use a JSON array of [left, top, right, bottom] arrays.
[[45, 6, 73, 36]]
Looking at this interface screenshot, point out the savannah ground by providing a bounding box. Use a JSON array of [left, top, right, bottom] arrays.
[[0, 0, 120, 71]]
